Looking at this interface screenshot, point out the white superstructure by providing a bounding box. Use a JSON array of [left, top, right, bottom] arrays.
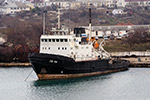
[[40, 8, 110, 62], [40, 31, 99, 61]]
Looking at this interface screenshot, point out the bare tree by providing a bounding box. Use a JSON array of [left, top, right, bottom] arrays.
[[124, 28, 150, 45]]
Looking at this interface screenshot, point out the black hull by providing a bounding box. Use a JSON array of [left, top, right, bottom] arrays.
[[28, 53, 129, 80]]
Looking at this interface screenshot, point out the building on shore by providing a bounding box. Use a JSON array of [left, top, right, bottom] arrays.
[[125, 0, 150, 7], [81, 25, 150, 39], [0, 0, 33, 14], [35, 0, 150, 9]]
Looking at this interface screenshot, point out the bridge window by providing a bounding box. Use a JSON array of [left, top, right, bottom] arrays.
[[64, 39, 68, 42], [41, 39, 48, 42], [49, 39, 51, 42], [52, 39, 55, 42], [56, 39, 59, 42], [60, 39, 63, 42], [60, 39, 68, 42]]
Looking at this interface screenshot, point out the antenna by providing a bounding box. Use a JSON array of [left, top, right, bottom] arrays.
[[68, 7, 70, 33], [58, 3, 61, 29], [43, 11, 46, 34], [89, 4, 92, 42]]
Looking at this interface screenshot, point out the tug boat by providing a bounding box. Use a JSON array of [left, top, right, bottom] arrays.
[[28, 8, 129, 80]]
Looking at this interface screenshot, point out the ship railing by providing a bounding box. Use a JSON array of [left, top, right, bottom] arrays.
[[95, 39, 111, 59]]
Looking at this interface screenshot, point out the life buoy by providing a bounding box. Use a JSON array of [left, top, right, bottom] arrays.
[[93, 41, 99, 49]]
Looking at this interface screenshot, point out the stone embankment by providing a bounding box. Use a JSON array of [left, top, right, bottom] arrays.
[[0, 63, 31, 67]]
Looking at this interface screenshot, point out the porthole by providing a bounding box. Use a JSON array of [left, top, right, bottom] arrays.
[[61, 71, 63, 73]]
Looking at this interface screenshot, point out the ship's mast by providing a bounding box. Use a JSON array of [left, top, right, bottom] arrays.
[[58, 7, 61, 29], [89, 5, 92, 42], [43, 11, 46, 34]]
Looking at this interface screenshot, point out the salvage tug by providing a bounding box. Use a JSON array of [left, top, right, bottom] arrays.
[[28, 8, 129, 80]]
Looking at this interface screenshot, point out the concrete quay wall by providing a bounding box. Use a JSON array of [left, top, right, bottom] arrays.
[[110, 51, 150, 57], [110, 51, 150, 67]]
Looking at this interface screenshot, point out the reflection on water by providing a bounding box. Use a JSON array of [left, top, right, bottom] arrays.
[[1, 67, 150, 100], [31, 73, 112, 100]]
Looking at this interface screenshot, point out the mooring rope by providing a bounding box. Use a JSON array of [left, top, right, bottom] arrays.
[[24, 69, 33, 81]]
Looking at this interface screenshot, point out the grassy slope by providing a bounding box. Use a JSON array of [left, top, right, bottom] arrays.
[[104, 40, 150, 52]]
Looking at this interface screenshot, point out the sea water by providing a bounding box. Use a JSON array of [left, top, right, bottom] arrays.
[[0, 67, 150, 100]]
